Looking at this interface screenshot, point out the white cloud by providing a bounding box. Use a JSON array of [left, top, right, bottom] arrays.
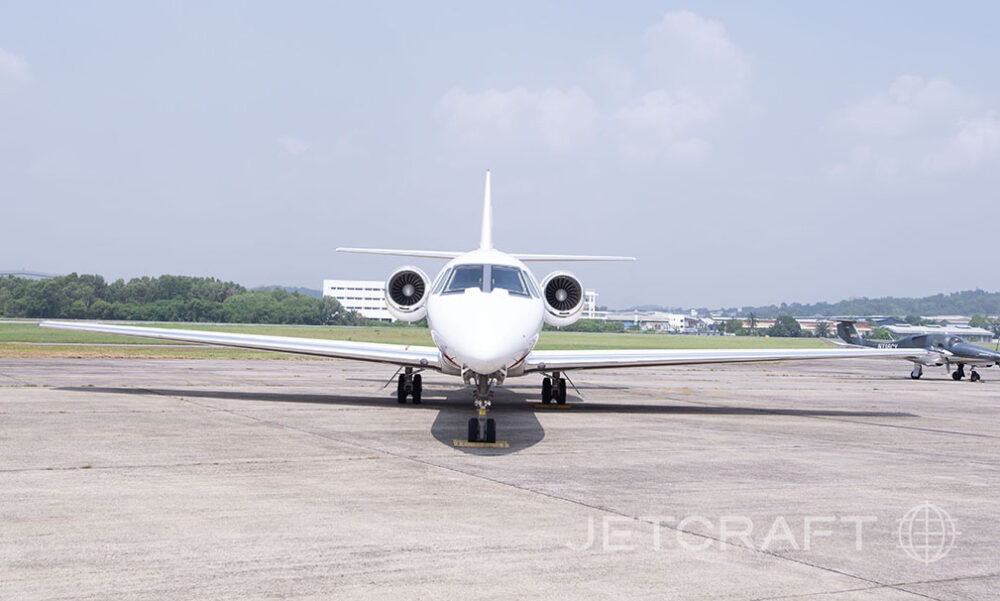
[[642, 10, 750, 102], [435, 11, 750, 163], [928, 112, 1000, 172], [837, 75, 978, 137], [825, 145, 901, 183], [277, 135, 310, 156], [611, 12, 750, 162], [828, 76, 1000, 180], [436, 87, 599, 153], [0, 47, 31, 92], [614, 90, 715, 162]]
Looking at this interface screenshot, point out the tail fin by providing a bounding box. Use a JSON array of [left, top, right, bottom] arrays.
[[480, 170, 493, 250], [836, 321, 867, 346]]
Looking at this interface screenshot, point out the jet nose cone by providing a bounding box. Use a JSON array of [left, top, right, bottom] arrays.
[[429, 289, 543, 375], [449, 325, 530, 374]]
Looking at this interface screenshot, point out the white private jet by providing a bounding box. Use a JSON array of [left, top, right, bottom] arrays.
[[41, 172, 929, 443]]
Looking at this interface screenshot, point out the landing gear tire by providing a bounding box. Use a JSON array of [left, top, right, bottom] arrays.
[[971, 370, 981, 382], [412, 374, 422, 403], [541, 377, 552, 403], [953, 364, 966, 381], [556, 378, 567, 405], [467, 417, 497, 443], [910, 364, 923, 380], [397, 375, 407, 403]]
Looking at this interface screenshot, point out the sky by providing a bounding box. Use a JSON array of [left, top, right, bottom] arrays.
[[2, 1, 999, 309]]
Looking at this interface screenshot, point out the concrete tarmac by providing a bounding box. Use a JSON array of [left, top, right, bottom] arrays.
[[1, 358, 998, 600]]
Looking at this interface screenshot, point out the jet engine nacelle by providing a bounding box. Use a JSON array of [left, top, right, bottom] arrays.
[[384, 266, 429, 322], [541, 271, 584, 327]]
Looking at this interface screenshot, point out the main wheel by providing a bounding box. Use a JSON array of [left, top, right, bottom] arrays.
[[397, 375, 407, 403], [557, 378, 567, 405], [541, 377, 552, 403], [467, 418, 479, 442], [411, 374, 422, 404], [952, 370, 963, 381], [485, 418, 496, 443]]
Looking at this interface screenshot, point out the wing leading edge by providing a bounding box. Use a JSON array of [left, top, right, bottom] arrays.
[[524, 347, 932, 372], [38, 321, 441, 369]]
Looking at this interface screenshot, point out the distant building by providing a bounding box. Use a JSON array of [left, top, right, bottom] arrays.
[[322, 279, 393, 321], [602, 310, 707, 333], [584, 290, 599, 319], [885, 323, 993, 341]]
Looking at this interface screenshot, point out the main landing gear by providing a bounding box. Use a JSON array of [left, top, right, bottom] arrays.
[[397, 367, 422, 403], [951, 364, 966, 381], [466, 373, 497, 443], [910, 364, 923, 379], [541, 372, 567, 404]]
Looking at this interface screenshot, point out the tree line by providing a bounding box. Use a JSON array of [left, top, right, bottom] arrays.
[[0, 273, 371, 325], [737, 289, 1000, 319]]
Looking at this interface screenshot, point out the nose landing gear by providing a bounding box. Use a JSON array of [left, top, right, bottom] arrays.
[[910, 364, 923, 379], [466, 373, 497, 443], [970, 369, 981, 382]]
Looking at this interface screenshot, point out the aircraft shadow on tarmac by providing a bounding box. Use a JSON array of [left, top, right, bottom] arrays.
[[60, 386, 917, 456]]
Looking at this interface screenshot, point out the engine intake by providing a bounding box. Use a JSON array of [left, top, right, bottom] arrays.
[[541, 271, 584, 327], [384, 266, 429, 321]]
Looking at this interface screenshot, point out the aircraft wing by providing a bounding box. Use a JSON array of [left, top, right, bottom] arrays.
[[523, 347, 932, 372], [38, 321, 441, 369]]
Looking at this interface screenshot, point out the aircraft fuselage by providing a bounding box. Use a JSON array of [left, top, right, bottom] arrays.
[[427, 248, 544, 377]]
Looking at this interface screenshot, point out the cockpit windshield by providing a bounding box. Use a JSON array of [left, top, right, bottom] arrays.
[[948, 336, 964, 347], [444, 265, 484, 293], [439, 264, 537, 297], [491, 266, 528, 296]]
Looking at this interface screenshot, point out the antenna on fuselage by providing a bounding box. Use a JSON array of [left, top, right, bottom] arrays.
[[480, 169, 493, 250]]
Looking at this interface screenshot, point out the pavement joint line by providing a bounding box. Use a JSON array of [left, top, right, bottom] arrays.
[[0, 370, 34, 385], [0, 455, 382, 474], [750, 571, 1000, 601], [137, 387, 928, 597], [666, 396, 999, 440]]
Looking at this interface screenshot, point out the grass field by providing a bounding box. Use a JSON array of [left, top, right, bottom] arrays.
[[0, 320, 832, 359]]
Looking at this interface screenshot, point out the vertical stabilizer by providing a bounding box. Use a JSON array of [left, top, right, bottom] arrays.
[[480, 170, 493, 250], [836, 321, 870, 347]]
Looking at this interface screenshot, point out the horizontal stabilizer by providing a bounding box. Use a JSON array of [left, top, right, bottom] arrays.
[[336, 248, 463, 259], [511, 253, 636, 262]]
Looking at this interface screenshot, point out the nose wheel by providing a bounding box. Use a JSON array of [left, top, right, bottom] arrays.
[[970, 369, 981, 382], [910, 364, 923, 379], [467, 416, 496, 443], [467, 373, 497, 443]]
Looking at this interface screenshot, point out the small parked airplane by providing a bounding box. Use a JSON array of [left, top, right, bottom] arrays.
[[41, 172, 928, 443], [836, 320, 1000, 381]]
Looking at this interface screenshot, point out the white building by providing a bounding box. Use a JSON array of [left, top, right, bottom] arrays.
[[601, 310, 706, 333], [885, 323, 994, 341], [322, 279, 393, 321], [584, 290, 599, 319]]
